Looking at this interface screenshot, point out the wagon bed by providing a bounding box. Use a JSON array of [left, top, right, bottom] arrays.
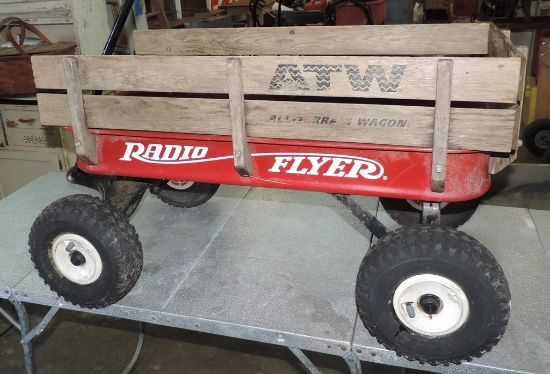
[[31, 23, 526, 202]]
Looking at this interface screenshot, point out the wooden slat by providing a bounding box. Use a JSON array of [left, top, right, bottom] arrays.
[[62, 57, 98, 165], [134, 24, 490, 56], [36, 94, 517, 153], [32, 55, 522, 104], [431, 59, 453, 193], [488, 31, 528, 174], [227, 58, 253, 177]]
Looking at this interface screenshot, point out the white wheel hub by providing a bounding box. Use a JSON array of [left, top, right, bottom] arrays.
[[406, 200, 449, 211], [167, 180, 194, 190], [51, 234, 103, 285], [393, 274, 469, 336], [534, 129, 550, 149]]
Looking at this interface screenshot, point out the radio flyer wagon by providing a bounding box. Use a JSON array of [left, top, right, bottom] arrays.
[[28, 23, 525, 366]]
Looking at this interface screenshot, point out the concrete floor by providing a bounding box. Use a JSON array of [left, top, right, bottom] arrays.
[[0, 144, 548, 374]]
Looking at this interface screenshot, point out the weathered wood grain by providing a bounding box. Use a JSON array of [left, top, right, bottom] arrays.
[[431, 59, 453, 193], [36, 94, 517, 153], [62, 57, 98, 165], [488, 37, 528, 173], [32, 55, 522, 104], [227, 58, 253, 177], [134, 24, 491, 56]]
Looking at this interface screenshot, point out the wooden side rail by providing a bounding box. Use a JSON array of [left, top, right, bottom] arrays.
[[31, 24, 526, 178], [33, 55, 522, 104], [133, 24, 492, 56], [32, 53, 521, 154], [36, 94, 516, 153]]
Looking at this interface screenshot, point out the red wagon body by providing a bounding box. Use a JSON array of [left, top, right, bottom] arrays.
[[82, 129, 490, 202]]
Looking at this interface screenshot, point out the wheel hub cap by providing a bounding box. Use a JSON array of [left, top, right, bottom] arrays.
[[393, 274, 469, 336], [534, 130, 550, 149], [51, 234, 103, 285], [167, 180, 194, 190]]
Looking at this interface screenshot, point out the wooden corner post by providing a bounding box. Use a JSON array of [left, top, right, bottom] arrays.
[[431, 59, 453, 193], [62, 56, 98, 165], [227, 58, 253, 177]]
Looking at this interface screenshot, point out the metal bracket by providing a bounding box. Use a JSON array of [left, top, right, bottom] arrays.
[[4, 293, 59, 374], [332, 194, 390, 239], [66, 166, 150, 217], [343, 351, 363, 374], [3, 292, 145, 374], [0, 303, 21, 331], [288, 347, 322, 374], [421, 202, 441, 225], [20, 305, 60, 346]]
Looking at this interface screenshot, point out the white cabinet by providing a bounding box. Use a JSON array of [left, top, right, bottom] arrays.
[[1, 104, 62, 148], [0, 103, 72, 199]]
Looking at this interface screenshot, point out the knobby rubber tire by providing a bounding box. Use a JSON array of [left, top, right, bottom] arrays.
[[356, 225, 510, 365], [29, 194, 143, 308], [153, 182, 219, 208], [523, 119, 550, 157], [379, 198, 479, 228]]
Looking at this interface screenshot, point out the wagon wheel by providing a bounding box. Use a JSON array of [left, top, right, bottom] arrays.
[[356, 224, 510, 365], [523, 119, 550, 157], [29, 195, 143, 308], [153, 180, 220, 208], [379, 197, 479, 228]]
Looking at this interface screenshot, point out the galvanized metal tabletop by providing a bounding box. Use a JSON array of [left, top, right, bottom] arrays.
[[1, 172, 549, 373]]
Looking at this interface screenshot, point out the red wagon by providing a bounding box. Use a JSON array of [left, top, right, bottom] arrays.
[[28, 23, 525, 365]]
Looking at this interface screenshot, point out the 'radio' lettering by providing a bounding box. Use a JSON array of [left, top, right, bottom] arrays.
[[120, 142, 208, 163]]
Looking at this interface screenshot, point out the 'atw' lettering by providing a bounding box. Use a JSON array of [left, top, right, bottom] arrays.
[[268, 64, 406, 92]]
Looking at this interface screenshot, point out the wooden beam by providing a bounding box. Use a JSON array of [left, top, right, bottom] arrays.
[[62, 57, 98, 165], [36, 94, 517, 153], [71, 0, 110, 55], [32, 55, 523, 104], [134, 24, 491, 56], [227, 58, 253, 177], [431, 59, 453, 193]]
